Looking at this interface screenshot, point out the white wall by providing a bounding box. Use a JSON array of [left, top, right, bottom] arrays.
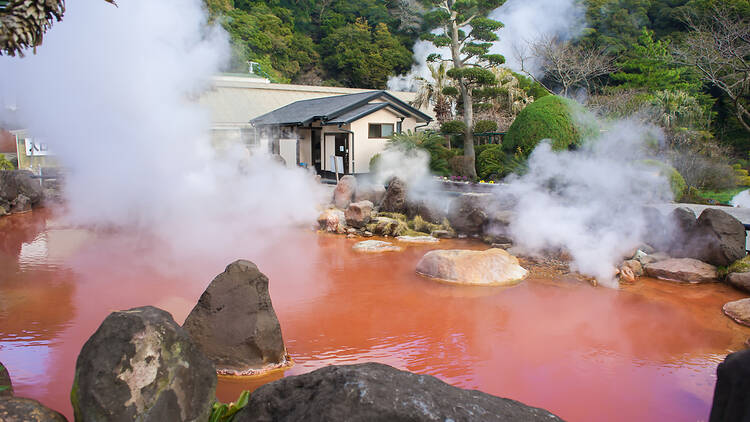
[[349, 108, 419, 173]]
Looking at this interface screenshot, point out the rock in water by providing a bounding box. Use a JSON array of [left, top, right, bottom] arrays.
[[183, 260, 289, 375], [380, 178, 407, 214], [396, 235, 439, 243], [709, 349, 750, 421], [345, 200, 374, 228], [723, 298, 750, 327], [416, 248, 528, 286], [233, 362, 563, 422], [644, 258, 718, 283], [10, 194, 31, 214], [0, 170, 43, 205], [0, 361, 11, 397], [317, 208, 346, 233], [72, 306, 216, 422], [352, 240, 402, 252], [333, 175, 357, 209], [694, 208, 747, 267], [0, 397, 67, 421], [727, 272, 750, 293]]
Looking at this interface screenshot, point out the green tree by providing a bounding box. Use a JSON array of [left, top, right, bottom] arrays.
[[320, 18, 412, 88], [412, 62, 454, 124], [420, 0, 507, 178]]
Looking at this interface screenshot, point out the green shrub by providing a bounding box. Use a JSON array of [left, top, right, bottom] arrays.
[[503, 95, 595, 157], [474, 120, 498, 133], [210, 390, 250, 422], [476, 144, 504, 180], [729, 256, 750, 274], [0, 155, 13, 171], [440, 120, 467, 134], [641, 159, 687, 201], [385, 131, 452, 176]]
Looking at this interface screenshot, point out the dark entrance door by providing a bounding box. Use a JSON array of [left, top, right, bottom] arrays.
[[311, 129, 322, 172], [334, 133, 349, 174]]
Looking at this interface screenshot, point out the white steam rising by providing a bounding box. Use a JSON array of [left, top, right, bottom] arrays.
[[504, 120, 672, 286], [0, 0, 326, 259], [387, 0, 585, 91]]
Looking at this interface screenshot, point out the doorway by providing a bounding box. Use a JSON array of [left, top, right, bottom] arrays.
[[312, 129, 321, 172]]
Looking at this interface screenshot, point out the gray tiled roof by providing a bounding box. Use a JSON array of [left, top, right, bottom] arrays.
[[250, 90, 431, 126]]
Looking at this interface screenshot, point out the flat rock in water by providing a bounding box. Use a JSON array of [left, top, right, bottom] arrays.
[[727, 272, 750, 293], [416, 248, 528, 286], [0, 397, 67, 421], [183, 260, 289, 375], [644, 258, 718, 283], [396, 235, 438, 243], [233, 362, 563, 422], [723, 298, 750, 327], [352, 240, 402, 252]]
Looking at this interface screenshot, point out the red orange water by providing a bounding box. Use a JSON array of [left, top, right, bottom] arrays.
[[1, 210, 749, 421]]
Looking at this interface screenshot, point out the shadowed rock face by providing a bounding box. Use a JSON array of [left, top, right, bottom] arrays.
[[380, 178, 407, 214], [447, 193, 492, 235], [0, 397, 67, 421], [234, 363, 564, 422], [183, 260, 288, 375], [710, 349, 750, 422], [72, 306, 216, 422], [0, 361, 12, 397]]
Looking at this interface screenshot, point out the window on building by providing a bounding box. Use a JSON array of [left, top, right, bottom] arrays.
[[368, 123, 394, 138]]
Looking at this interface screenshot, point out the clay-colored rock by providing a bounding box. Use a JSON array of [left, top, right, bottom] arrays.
[[333, 175, 357, 209], [396, 235, 439, 243], [416, 248, 528, 286], [317, 208, 346, 233], [728, 272, 750, 293], [345, 200, 374, 229], [644, 258, 718, 283], [724, 298, 750, 327], [622, 259, 644, 277], [352, 240, 402, 253]]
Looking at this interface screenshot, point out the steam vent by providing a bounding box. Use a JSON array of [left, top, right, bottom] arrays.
[[183, 260, 291, 375]]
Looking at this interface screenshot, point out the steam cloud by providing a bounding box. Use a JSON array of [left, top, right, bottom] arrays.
[[503, 120, 672, 286], [387, 0, 585, 91], [0, 0, 326, 260]]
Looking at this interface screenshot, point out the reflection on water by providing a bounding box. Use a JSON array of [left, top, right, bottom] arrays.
[[0, 211, 749, 421]]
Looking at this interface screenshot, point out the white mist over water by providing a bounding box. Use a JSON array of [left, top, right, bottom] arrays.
[[503, 120, 672, 286], [0, 0, 326, 261], [387, 0, 585, 91]]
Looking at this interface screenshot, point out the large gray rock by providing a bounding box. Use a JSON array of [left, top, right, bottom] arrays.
[[10, 194, 31, 214], [354, 183, 385, 206], [693, 208, 747, 267], [644, 258, 718, 283], [447, 193, 492, 235], [333, 175, 357, 209], [406, 199, 444, 224], [183, 260, 288, 375], [0, 362, 11, 397], [710, 349, 750, 422], [0, 170, 42, 205], [0, 397, 67, 421], [380, 178, 407, 214], [727, 272, 750, 293], [345, 200, 374, 228], [234, 363, 563, 422], [72, 306, 216, 422]]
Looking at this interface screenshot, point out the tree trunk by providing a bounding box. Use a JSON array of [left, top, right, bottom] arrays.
[[450, 14, 477, 179]]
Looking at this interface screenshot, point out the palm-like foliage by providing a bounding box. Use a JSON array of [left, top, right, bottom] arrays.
[[650, 90, 705, 129], [411, 62, 453, 125], [0, 0, 116, 57]]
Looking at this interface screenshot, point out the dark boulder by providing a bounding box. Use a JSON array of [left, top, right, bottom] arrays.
[[0, 170, 43, 205], [380, 178, 407, 214], [406, 199, 445, 224], [183, 260, 288, 375], [354, 183, 385, 207], [0, 361, 12, 397], [333, 175, 357, 209], [234, 362, 563, 422], [10, 194, 31, 214], [710, 349, 750, 422], [0, 397, 67, 421], [692, 208, 746, 267], [448, 193, 492, 235], [727, 272, 750, 293], [72, 306, 216, 422]]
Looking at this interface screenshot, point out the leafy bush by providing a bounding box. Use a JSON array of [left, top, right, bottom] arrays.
[[385, 131, 453, 176], [476, 144, 504, 180], [474, 120, 498, 133], [0, 155, 13, 171], [642, 159, 687, 201], [503, 95, 595, 157], [210, 390, 250, 422], [440, 120, 466, 134]]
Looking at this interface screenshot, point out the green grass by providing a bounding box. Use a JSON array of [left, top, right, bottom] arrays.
[[695, 187, 747, 204]]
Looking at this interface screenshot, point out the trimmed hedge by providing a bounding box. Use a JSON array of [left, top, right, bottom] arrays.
[[503, 95, 593, 157]]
